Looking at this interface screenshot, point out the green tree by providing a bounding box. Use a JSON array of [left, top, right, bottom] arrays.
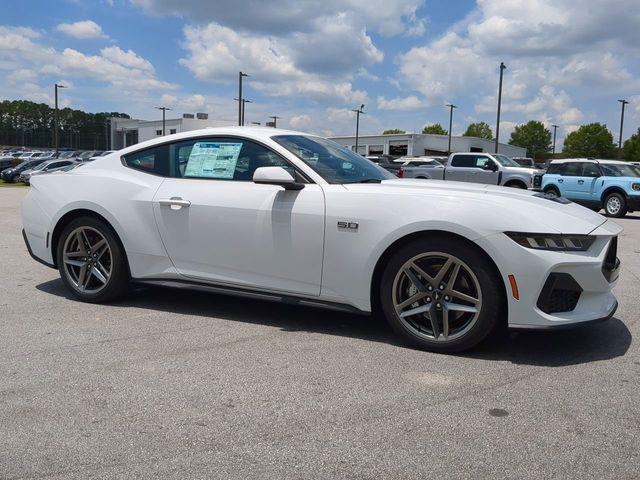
[[463, 121, 493, 140], [508, 120, 552, 158], [623, 128, 640, 162], [422, 123, 448, 135], [562, 123, 616, 158], [382, 129, 406, 134]]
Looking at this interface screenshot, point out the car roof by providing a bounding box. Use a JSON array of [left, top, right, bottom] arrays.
[[116, 126, 312, 156], [550, 158, 628, 165]]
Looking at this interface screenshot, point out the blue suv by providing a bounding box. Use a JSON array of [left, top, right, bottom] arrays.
[[541, 159, 640, 217]]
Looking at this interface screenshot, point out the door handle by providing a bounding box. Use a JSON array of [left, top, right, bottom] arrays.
[[158, 197, 191, 209], [558, 179, 564, 183], [578, 179, 584, 185]]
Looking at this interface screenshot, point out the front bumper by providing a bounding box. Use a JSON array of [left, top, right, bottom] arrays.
[[475, 220, 622, 329]]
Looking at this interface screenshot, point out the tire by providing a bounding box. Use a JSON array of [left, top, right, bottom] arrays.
[[505, 181, 527, 189], [604, 192, 627, 218], [544, 186, 560, 197], [379, 236, 504, 353], [56, 216, 129, 303]]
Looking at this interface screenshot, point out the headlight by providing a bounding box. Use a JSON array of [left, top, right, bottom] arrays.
[[505, 232, 595, 251], [632, 183, 640, 191]]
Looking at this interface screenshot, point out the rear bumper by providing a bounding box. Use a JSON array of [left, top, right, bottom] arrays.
[[22, 229, 55, 269], [626, 194, 640, 211]]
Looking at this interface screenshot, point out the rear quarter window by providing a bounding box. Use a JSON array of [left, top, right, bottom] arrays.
[[450, 155, 475, 167]]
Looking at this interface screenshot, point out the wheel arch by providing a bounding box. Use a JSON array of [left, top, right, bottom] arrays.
[[600, 186, 627, 204], [369, 230, 507, 319], [51, 208, 130, 277], [504, 178, 528, 189]]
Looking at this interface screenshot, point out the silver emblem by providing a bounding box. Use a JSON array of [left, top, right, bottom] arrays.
[[338, 221, 359, 230]]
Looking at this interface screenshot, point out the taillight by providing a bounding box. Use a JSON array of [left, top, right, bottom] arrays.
[[398, 167, 404, 178]]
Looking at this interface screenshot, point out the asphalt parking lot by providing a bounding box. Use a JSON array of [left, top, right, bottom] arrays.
[[1, 186, 639, 479]]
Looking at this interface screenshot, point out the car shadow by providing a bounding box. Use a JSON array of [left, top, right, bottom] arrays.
[[36, 279, 632, 367]]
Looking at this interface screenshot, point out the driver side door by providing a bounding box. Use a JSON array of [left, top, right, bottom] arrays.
[[470, 155, 500, 184], [124, 137, 326, 296]]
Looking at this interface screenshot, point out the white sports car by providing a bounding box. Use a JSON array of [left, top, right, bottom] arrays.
[[21, 127, 621, 352]]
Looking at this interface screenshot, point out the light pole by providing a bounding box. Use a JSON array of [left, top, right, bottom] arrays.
[[351, 104, 365, 154], [494, 62, 506, 153], [154, 106, 171, 135], [233, 98, 253, 126], [238, 72, 249, 126], [551, 124, 559, 156], [618, 99, 629, 157], [269, 115, 281, 128], [446, 103, 457, 154], [54, 83, 67, 157]]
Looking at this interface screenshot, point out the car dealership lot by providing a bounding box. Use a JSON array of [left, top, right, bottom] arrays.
[[1, 187, 639, 478]]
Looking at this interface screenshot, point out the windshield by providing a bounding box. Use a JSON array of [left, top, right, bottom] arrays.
[[493, 154, 521, 167], [272, 135, 395, 184], [600, 163, 640, 177]]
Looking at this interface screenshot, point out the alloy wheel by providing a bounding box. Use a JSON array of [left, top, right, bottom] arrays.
[[62, 226, 112, 293], [607, 196, 621, 215], [392, 252, 482, 342]]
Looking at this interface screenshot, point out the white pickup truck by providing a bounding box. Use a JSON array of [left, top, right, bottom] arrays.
[[397, 152, 544, 190]]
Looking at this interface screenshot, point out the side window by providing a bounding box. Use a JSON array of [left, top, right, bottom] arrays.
[[123, 144, 170, 176], [563, 162, 582, 177], [546, 163, 563, 175], [170, 138, 293, 181], [581, 163, 601, 177], [474, 156, 491, 168], [451, 155, 475, 167]]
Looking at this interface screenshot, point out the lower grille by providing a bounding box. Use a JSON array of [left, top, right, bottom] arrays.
[[537, 273, 582, 314]]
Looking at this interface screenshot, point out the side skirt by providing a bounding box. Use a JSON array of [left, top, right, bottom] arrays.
[[132, 278, 368, 315]]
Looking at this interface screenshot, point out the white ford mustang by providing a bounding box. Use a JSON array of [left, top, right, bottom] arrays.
[[22, 127, 621, 352]]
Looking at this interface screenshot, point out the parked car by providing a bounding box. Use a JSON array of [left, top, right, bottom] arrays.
[[395, 157, 446, 179], [1, 158, 48, 182], [541, 159, 640, 217], [22, 127, 621, 353], [0, 158, 14, 173], [88, 150, 114, 161], [75, 150, 99, 162], [397, 152, 544, 189], [18, 159, 78, 184], [512, 157, 535, 168], [366, 154, 402, 176]]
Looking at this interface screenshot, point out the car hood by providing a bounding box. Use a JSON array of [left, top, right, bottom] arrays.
[[344, 178, 608, 235], [503, 166, 545, 175]]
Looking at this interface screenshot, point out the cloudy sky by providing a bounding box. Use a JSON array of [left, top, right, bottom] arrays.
[[1, 0, 639, 146]]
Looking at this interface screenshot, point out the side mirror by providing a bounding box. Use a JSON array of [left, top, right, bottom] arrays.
[[253, 166, 304, 190], [483, 162, 498, 172]]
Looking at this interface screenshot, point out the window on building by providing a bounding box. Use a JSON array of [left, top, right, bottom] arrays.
[[388, 142, 408, 156], [368, 145, 384, 155], [156, 130, 162, 136], [170, 129, 177, 134]]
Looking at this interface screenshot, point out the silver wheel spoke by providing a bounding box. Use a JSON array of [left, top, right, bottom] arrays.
[[91, 266, 107, 284], [433, 258, 453, 285], [409, 261, 434, 284], [403, 267, 428, 292], [64, 250, 84, 259], [442, 306, 449, 338], [399, 304, 429, 318], [426, 304, 440, 338], [91, 238, 107, 253], [64, 258, 86, 268], [448, 289, 479, 305], [448, 263, 461, 289], [447, 302, 478, 313], [77, 265, 88, 289]]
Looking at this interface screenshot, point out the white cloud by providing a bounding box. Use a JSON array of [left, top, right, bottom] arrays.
[[377, 95, 424, 110], [289, 114, 313, 131], [56, 20, 108, 39]]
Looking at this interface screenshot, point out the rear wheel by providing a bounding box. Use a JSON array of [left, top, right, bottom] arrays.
[[56, 216, 129, 302], [379, 236, 504, 352], [604, 192, 627, 218]]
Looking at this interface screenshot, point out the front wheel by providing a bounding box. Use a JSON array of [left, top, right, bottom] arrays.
[[379, 236, 504, 353], [604, 193, 627, 218], [56, 216, 129, 303]]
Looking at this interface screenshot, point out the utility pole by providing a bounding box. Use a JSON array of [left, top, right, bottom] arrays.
[[494, 62, 506, 154], [238, 72, 249, 126], [551, 124, 559, 156], [105, 118, 110, 150], [269, 115, 281, 128], [154, 106, 171, 135], [233, 98, 253, 126], [351, 104, 365, 154], [618, 99, 629, 157], [54, 83, 67, 157], [446, 103, 457, 154]]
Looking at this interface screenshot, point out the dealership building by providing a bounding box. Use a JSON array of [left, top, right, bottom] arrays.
[[109, 114, 235, 149], [328, 133, 526, 158]]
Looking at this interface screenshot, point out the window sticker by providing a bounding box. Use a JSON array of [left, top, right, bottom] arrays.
[[184, 142, 243, 179]]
